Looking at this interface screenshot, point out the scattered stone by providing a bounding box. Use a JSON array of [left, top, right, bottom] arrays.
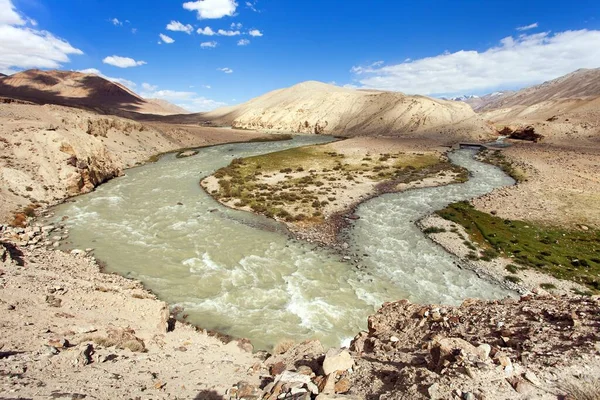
[[334, 377, 351, 394], [76, 344, 94, 366], [322, 348, 354, 375], [48, 338, 69, 348], [45, 295, 62, 307], [270, 361, 286, 376]]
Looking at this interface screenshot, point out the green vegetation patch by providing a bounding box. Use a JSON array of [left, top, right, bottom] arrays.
[[437, 201, 600, 291], [208, 145, 462, 224]]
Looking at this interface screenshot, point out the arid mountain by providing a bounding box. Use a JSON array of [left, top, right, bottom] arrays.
[[0, 69, 186, 115], [476, 69, 600, 144], [203, 81, 490, 140], [476, 68, 600, 112], [145, 98, 190, 115]]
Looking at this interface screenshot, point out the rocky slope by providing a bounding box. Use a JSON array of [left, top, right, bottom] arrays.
[[0, 69, 184, 116], [203, 81, 493, 141]]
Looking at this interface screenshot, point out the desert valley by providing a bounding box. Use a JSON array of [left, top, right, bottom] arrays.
[[1, 1, 600, 399]]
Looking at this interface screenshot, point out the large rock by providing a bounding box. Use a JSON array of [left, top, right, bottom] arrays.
[[322, 349, 354, 375]]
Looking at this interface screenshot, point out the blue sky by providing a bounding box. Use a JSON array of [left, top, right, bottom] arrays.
[[1, 0, 600, 111]]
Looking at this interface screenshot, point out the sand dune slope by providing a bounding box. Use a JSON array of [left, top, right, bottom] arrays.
[[205, 81, 491, 140]]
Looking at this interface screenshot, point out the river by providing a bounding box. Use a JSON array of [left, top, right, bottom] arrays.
[[49, 135, 514, 350]]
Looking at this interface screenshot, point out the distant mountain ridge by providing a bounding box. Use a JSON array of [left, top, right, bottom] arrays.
[[203, 80, 485, 140], [0, 69, 188, 115], [450, 68, 600, 112]]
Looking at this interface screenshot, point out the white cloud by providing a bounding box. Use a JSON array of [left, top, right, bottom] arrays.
[[351, 29, 600, 97], [248, 29, 262, 37], [166, 20, 193, 34], [516, 22, 539, 31], [237, 38, 250, 46], [131, 28, 137, 34], [0, 0, 24, 25], [217, 29, 240, 36], [201, 41, 217, 48], [203, 84, 212, 89], [218, 67, 233, 74], [159, 33, 175, 44], [183, 0, 238, 19], [231, 22, 242, 29], [140, 85, 226, 112], [102, 55, 147, 68], [0, 1, 83, 74], [142, 82, 158, 91], [78, 68, 136, 90], [245, 1, 259, 12], [110, 18, 122, 26], [197, 26, 216, 35]]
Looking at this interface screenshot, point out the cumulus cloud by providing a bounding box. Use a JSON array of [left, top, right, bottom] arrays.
[[231, 22, 242, 29], [248, 29, 262, 37], [0, 0, 83, 74], [217, 29, 240, 36], [166, 20, 193, 34], [516, 22, 538, 31], [201, 41, 217, 48], [351, 29, 600, 96], [78, 68, 136, 89], [159, 33, 175, 44], [237, 38, 250, 46], [103, 55, 147, 68], [218, 67, 233, 74], [139, 84, 226, 112], [197, 27, 216, 35], [110, 18, 122, 26], [183, 0, 238, 19]]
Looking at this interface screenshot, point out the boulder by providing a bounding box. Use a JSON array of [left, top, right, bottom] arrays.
[[322, 349, 354, 375]]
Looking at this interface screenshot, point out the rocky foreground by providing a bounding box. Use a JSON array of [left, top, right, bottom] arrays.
[[2, 220, 599, 400]]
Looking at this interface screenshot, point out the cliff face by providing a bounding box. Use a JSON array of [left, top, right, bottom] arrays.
[[204, 81, 491, 141], [0, 102, 263, 223]]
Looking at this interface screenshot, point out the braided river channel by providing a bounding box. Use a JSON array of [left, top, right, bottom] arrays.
[[50, 135, 515, 350]]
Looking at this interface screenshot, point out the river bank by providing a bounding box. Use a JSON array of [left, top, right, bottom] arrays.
[[0, 102, 281, 225], [2, 133, 600, 398]]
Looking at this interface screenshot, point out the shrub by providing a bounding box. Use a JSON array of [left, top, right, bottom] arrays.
[[505, 264, 519, 274], [505, 275, 521, 284], [423, 227, 446, 234]]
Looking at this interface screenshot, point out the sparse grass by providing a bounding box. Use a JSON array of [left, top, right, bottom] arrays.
[[83, 327, 146, 352], [504, 275, 522, 284], [505, 264, 519, 274], [560, 376, 600, 400], [437, 201, 600, 292], [540, 283, 557, 290]]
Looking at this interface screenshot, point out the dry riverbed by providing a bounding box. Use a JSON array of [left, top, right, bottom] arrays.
[[201, 137, 468, 244]]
